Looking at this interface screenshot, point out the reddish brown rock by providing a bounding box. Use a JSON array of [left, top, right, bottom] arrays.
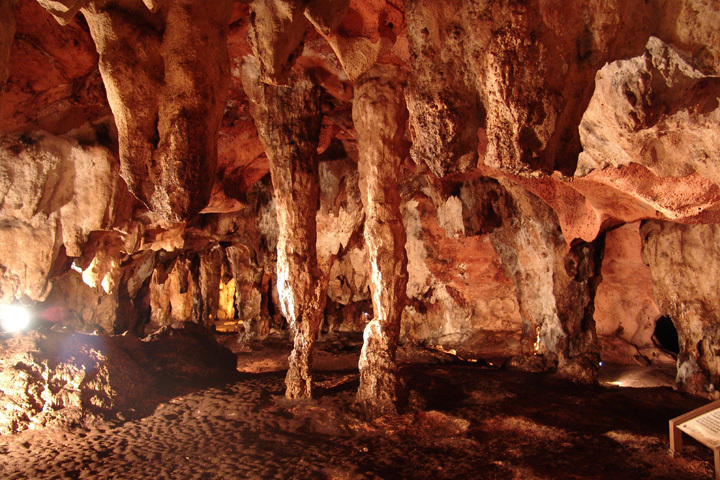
[[353, 65, 408, 414], [594, 223, 665, 364], [0, 0, 15, 94], [400, 178, 522, 361], [247, 0, 308, 85], [0, 129, 131, 302], [578, 37, 720, 185], [1, 0, 105, 135], [243, 61, 325, 399]]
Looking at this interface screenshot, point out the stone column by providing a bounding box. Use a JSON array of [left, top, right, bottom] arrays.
[[490, 180, 602, 384], [352, 65, 409, 415], [243, 61, 324, 399], [197, 245, 223, 327]]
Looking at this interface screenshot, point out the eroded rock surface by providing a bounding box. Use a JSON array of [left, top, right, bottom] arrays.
[[0, 0, 15, 94], [0, 322, 237, 434], [491, 181, 602, 383], [641, 221, 720, 398], [2, 0, 720, 406]]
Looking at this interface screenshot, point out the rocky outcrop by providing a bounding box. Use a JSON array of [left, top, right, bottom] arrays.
[[641, 221, 720, 398], [76, 0, 233, 221], [400, 177, 522, 360], [243, 61, 325, 399], [405, 0, 649, 179], [578, 37, 720, 184], [0, 129, 131, 303], [2, 0, 720, 403], [247, 0, 309, 85], [0, 323, 237, 434], [353, 65, 409, 415], [491, 181, 603, 383], [0, 329, 150, 434]]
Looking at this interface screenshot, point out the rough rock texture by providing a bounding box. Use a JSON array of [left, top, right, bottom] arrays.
[[0, 129, 131, 302], [400, 177, 522, 360], [353, 65, 408, 415], [2, 0, 720, 403], [1, 0, 106, 135], [594, 223, 665, 364], [77, 0, 233, 221], [578, 37, 720, 184], [405, 0, 649, 178], [641, 221, 720, 398], [0, 330, 151, 434], [243, 62, 325, 399], [247, 0, 309, 85], [0, 324, 237, 434], [491, 181, 603, 383]]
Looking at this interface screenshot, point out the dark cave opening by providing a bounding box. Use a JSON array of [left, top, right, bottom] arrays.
[[653, 315, 680, 354]]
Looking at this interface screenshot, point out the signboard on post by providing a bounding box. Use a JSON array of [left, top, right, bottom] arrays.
[[670, 398, 720, 480]]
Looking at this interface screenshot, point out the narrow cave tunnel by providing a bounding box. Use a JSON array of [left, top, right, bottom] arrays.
[[1, 1, 720, 479]]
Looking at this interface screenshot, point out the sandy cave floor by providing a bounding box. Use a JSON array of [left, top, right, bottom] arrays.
[[0, 334, 716, 480]]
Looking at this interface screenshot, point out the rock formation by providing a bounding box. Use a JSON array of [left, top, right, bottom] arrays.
[[67, 0, 233, 221], [353, 65, 409, 414], [1, 0, 720, 411], [242, 61, 325, 399], [641, 221, 720, 398], [0, 0, 14, 94], [0, 322, 236, 434], [491, 180, 603, 383]]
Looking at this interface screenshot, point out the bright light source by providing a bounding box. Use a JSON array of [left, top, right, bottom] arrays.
[[0, 305, 31, 333]]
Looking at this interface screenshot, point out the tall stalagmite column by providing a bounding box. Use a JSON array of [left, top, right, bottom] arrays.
[[353, 65, 409, 415], [243, 62, 324, 399]]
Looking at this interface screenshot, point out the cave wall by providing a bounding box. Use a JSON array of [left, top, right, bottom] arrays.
[[0, 0, 719, 397]]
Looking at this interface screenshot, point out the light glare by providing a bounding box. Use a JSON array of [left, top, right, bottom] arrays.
[[0, 305, 31, 333]]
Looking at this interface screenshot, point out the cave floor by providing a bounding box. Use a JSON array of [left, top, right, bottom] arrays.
[[0, 335, 714, 480]]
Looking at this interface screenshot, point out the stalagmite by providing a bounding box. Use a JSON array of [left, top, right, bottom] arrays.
[[242, 61, 324, 399], [491, 180, 603, 384], [353, 65, 409, 415], [65, 0, 233, 221]]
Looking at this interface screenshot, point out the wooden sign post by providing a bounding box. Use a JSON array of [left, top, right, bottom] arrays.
[[669, 398, 720, 480]]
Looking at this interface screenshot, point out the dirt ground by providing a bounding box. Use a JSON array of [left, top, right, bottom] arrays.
[[0, 334, 715, 480]]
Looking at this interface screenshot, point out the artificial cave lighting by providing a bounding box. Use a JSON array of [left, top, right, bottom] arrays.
[[0, 304, 31, 333]]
